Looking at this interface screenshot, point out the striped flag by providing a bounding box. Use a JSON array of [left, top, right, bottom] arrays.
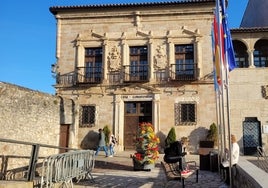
[[220, 0, 236, 71]]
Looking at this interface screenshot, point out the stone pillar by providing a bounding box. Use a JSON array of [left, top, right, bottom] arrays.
[[114, 95, 124, 151], [55, 15, 61, 59], [195, 38, 202, 79], [121, 38, 128, 66], [149, 38, 155, 81], [167, 38, 174, 79], [152, 94, 160, 133], [103, 40, 108, 82], [248, 48, 255, 68]]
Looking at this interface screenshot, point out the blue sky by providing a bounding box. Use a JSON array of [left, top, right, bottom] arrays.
[[0, 0, 248, 94]]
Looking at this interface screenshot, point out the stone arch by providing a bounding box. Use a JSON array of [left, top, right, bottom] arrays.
[[233, 39, 249, 68], [253, 39, 268, 67]]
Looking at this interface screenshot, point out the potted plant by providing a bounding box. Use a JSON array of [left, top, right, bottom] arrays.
[[206, 122, 218, 147], [165, 127, 176, 148], [199, 123, 218, 171], [132, 122, 160, 171]]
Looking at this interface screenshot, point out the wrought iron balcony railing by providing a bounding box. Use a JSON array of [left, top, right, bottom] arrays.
[[123, 65, 149, 82], [55, 63, 198, 87], [56, 73, 76, 86], [169, 63, 197, 81], [76, 66, 103, 84]]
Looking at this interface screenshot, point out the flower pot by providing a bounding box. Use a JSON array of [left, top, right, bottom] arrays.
[[132, 158, 155, 171], [133, 158, 144, 171], [143, 163, 155, 171]]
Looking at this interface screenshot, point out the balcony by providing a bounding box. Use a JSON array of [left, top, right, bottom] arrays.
[[55, 63, 198, 87], [56, 73, 76, 86], [123, 65, 149, 83], [76, 67, 103, 84], [169, 63, 197, 81]]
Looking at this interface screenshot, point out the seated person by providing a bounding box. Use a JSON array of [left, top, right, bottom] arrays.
[[164, 140, 187, 170]]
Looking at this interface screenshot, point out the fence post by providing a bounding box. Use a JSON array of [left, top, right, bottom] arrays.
[[27, 144, 40, 181]]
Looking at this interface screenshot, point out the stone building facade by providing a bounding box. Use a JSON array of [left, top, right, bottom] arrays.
[[230, 28, 268, 155], [49, 1, 268, 154], [49, 1, 218, 153]]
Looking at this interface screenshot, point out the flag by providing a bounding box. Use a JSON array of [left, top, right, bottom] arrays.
[[211, 24, 219, 91], [213, 14, 223, 87], [220, 0, 236, 71]]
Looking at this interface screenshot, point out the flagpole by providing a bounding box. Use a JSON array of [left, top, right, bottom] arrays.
[[215, 0, 227, 159], [221, 0, 233, 186]]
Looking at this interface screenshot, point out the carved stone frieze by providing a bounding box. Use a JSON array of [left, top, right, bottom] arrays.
[[154, 45, 167, 69], [108, 45, 121, 71]]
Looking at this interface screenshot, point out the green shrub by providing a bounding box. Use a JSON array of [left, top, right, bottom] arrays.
[[103, 125, 111, 145], [165, 127, 176, 147], [207, 122, 218, 144]]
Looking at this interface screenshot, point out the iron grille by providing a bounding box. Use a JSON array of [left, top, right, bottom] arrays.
[[80, 105, 96, 127], [175, 102, 196, 126]]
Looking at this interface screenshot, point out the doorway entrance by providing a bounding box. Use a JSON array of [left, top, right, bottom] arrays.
[[124, 101, 152, 150], [59, 124, 69, 153], [243, 117, 262, 155]]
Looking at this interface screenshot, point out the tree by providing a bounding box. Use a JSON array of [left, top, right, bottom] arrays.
[[207, 122, 218, 145], [165, 127, 176, 147], [103, 125, 111, 145]]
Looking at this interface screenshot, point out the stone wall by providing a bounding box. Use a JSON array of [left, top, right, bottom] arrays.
[[0, 82, 61, 177], [233, 157, 268, 188]]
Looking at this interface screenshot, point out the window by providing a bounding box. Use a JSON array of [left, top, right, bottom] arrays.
[[84, 48, 103, 83], [80, 105, 96, 127], [175, 102, 196, 125], [173, 44, 195, 80], [233, 40, 249, 68], [128, 46, 148, 81], [125, 102, 137, 114], [254, 39, 268, 67]]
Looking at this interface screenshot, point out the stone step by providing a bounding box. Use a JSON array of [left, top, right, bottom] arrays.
[[0, 181, 33, 188]]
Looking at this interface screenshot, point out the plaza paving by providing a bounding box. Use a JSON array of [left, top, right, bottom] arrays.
[[74, 151, 229, 188]]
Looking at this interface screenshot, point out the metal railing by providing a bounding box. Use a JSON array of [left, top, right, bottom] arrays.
[[170, 63, 197, 81], [256, 146, 268, 173], [40, 150, 95, 188], [0, 138, 81, 182], [123, 65, 149, 82]]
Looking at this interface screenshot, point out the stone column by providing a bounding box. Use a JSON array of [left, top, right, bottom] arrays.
[[103, 40, 108, 82], [152, 94, 160, 133], [114, 95, 124, 151], [149, 38, 155, 81], [55, 15, 61, 59], [121, 38, 128, 81], [195, 37, 202, 79], [167, 38, 174, 79], [248, 48, 255, 68]]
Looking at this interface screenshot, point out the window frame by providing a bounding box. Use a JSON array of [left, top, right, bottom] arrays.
[[80, 105, 96, 127], [84, 47, 103, 82], [175, 102, 197, 126], [170, 44, 196, 81], [128, 46, 149, 81]]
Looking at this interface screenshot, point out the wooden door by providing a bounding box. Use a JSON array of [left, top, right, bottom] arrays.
[[124, 101, 152, 150], [59, 124, 69, 153], [124, 116, 139, 150]]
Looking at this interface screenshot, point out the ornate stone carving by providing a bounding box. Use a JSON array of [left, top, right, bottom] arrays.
[[262, 85, 268, 99], [108, 46, 121, 71], [154, 45, 167, 69]]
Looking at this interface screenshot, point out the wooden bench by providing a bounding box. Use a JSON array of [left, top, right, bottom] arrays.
[[161, 160, 199, 188]]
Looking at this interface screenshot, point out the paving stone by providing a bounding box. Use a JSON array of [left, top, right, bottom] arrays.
[[74, 151, 228, 188]]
